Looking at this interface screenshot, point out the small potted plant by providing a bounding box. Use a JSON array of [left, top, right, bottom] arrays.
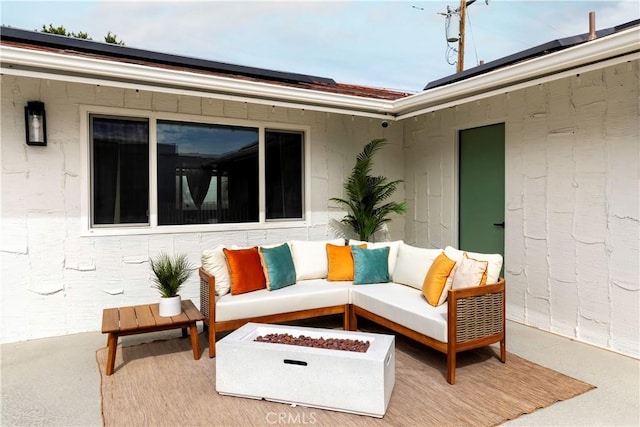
[[150, 252, 193, 317]]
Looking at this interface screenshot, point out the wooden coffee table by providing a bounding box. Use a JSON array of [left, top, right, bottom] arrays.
[[101, 299, 204, 375]]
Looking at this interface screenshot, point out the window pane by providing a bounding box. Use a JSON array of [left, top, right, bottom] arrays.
[[157, 120, 259, 225], [265, 130, 303, 220], [91, 116, 149, 225]]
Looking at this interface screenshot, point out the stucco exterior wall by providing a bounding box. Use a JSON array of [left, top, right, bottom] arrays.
[[0, 75, 405, 343], [2, 60, 638, 358], [403, 60, 639, 357]]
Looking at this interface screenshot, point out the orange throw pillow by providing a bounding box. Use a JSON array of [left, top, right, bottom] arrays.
[[326, 243, 366, 281], [422, 252, 457, 306], [223, 247, 266, 295]]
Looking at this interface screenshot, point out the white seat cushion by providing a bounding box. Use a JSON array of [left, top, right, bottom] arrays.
[[215, 279, 352, 322], [351, 283, 449, 343]]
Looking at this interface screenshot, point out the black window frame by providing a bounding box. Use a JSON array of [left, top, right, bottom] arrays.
[[87, 111, 306, 231]]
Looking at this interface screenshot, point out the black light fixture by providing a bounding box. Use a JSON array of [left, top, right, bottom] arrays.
[[24, 101, 47, 146]]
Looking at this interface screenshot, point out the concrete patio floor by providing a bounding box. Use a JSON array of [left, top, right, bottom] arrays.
[[1, 320, 638, 426]]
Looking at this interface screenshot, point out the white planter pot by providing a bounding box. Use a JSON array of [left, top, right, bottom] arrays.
[[159, 295, 182, 317]]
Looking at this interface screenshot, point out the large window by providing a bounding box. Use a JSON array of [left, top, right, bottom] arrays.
[[157, 120, 259, 225], [89, 113, 305, 230]]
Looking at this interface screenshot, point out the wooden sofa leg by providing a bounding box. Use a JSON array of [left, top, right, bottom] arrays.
[[500, 338, 506, 363], [343, 305, 351, 331], [447, 352, 456, 385], [348, 306, 358, 331], [205, 320, 216, 358]]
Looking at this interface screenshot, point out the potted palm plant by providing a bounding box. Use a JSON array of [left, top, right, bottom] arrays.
[[331, 138, 406, 242], [150, 252, 193, 317]]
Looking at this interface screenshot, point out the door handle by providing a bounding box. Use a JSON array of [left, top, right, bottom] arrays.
[[493, 221, 505, 228]]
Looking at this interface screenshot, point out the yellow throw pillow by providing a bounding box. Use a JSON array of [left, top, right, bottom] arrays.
[[452, 252, 489, 290], [327, 243, 366, 281], [422, 253, 457, 306], [480, 269, 488, 285]]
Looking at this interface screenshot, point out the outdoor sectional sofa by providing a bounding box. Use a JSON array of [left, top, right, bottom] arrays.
[[199, 239, 505, 384]]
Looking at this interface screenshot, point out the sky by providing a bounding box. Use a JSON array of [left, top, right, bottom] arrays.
[[1, 0, 638, 92]]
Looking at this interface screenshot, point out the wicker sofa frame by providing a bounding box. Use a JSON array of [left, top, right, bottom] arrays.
[[199, 268, 505, 384]]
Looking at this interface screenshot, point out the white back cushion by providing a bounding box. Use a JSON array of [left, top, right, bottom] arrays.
[[444, 246, 503, 284], [201, 245, 231, 296], [290, 239, 345, 280], [392, 243, 443, 289]]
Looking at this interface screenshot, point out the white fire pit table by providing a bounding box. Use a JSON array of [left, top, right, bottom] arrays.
[[216, 322, 395, 418]]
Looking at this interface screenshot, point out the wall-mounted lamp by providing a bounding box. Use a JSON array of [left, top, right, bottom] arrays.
[[24, 101, 47, 146]]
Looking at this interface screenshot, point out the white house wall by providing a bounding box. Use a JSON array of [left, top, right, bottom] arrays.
[[0, 74, 405, 343], [2, 60, 638, 358], [403, 60, 639, 358]]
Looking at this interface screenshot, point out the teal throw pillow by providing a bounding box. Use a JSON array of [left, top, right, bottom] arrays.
[[352, 246, 390, 285], [259, 244, 297, 291]]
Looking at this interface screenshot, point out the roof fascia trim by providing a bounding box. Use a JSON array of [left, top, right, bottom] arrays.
[[396, 51, 639, 121], [1, 24, 637, 119], [0, 65, 393, 120], [0, 45, 394, 116], [394, 25, 640, 116]]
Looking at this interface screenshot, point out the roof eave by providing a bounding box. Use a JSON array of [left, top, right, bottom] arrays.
[[0, 44, 396, 119], [394, 25, 640, 119], [1, 24, 638, 120]]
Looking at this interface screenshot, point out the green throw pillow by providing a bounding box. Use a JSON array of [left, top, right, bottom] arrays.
[[259, 244, 297, 291], [352, 246, 390, 285]]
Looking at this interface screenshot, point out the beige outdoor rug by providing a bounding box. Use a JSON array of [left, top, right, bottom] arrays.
[[97, 331, 594, 427]]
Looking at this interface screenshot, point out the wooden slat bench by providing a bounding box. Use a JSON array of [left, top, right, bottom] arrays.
[[101, 299, 204, 375]]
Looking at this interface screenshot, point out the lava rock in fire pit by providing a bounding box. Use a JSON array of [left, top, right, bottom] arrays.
[[254, 333, 370, 352]]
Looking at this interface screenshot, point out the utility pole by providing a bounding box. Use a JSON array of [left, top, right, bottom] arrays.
[[457, 0, 468, 73], [439, 0, 485, 73]]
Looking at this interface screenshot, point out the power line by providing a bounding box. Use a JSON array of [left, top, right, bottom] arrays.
[[466, 8, 480, 67]]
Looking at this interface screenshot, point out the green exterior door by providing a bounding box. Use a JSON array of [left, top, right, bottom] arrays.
[[459, 123, 505, 268]]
